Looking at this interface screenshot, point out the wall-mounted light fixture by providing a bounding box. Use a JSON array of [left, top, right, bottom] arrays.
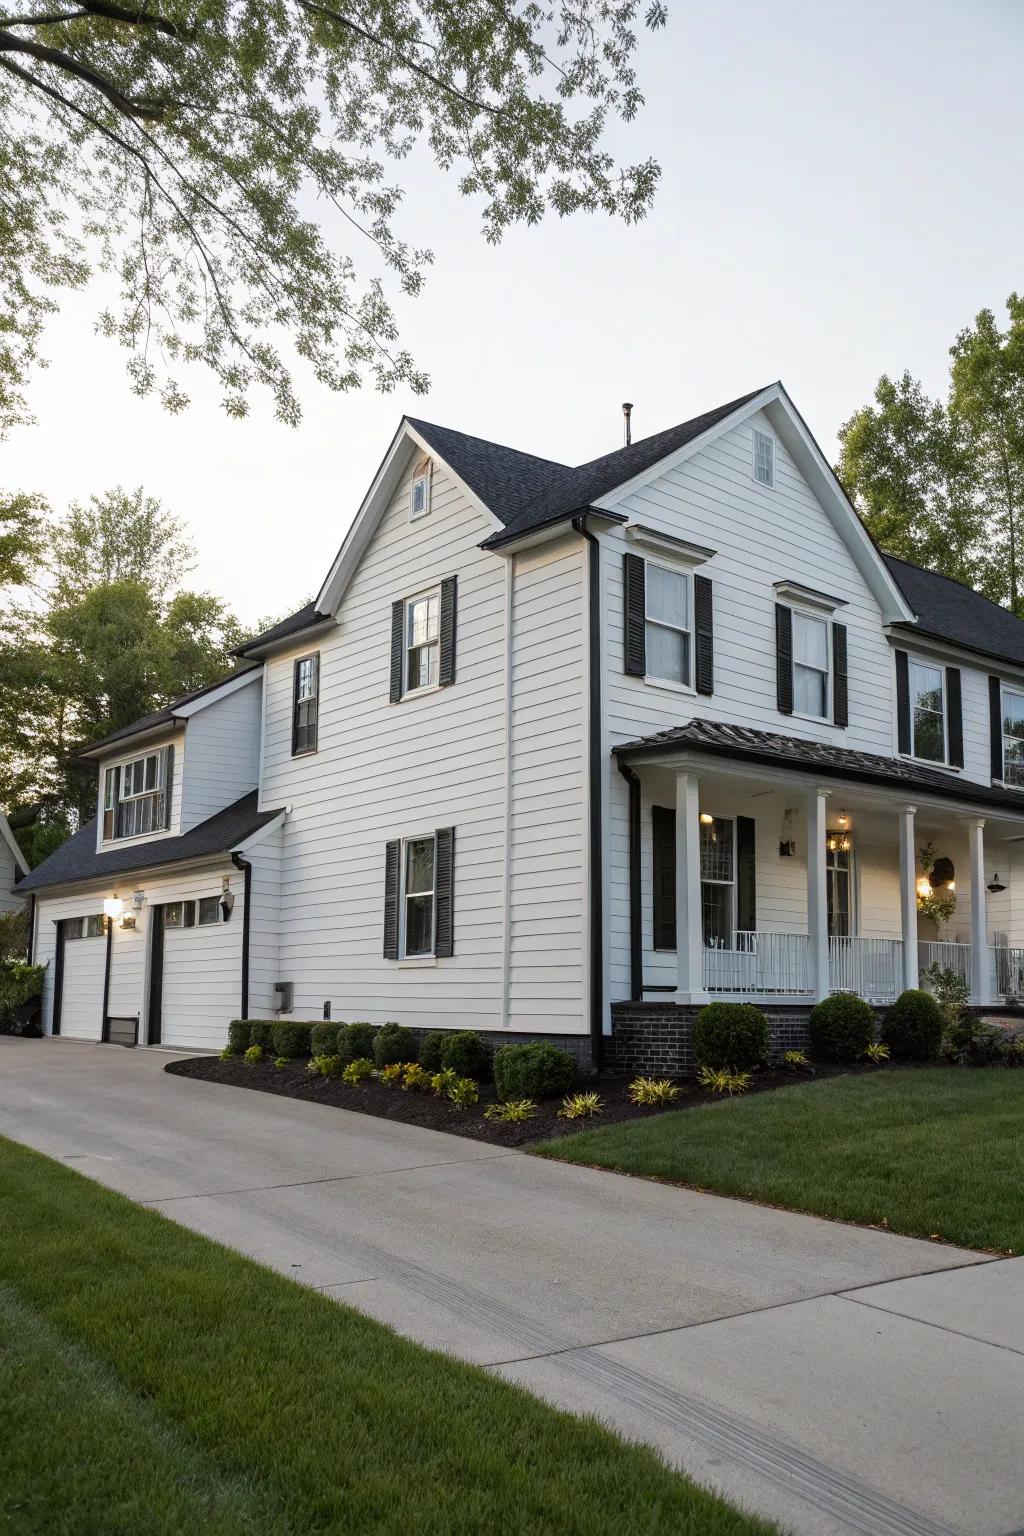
[[220, 874, 235, 922], [779, 807, 796, 857], [838, 809, 849, 829], [103, 895, 124, 922], [988, 872, 1007, 894], [699, 812, 714, 825]]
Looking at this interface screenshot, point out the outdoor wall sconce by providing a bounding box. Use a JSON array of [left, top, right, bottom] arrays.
[[699, 812, 714, 825], [988, 872, 1007, 893], [779, 807, 796, 857], [103, 896, 124, 921], [220, 876, 235, 922]]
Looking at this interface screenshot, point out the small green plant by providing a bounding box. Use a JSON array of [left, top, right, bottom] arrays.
[[219, 1046, 235, 1062], [881, 989, 944, 1062], [306, 1053, 344, 1080], [402, 1063, 433, 1092], [431, 1067, 458, 1096], [446, 1076, 479, 1109], [274, 1056, 288, 1071], [1000, 1037, 1024, 1065], [373, 1022, 418, 1067], [306, 1053, 330, 1074], [493, 1041, 575, 1100], [692, 1003, 769, 1071], [628, 1077, 680, 1107], [808, 993, 875, 1062], [418, 1029, 447, 1071], [558, 1091, 603, 1120], [342, 1057, 374, 1085], [483, 1099, 537, 1123], [271, 1020, 314, 1059], [697, 1065, 751, 1096], [243, 1044, 264, 1065], [380, 1061, 406, 1085], [440, 1029, 492, 1081], [864, 1042, 890, 1063], [781, 1049, 809, 1068]]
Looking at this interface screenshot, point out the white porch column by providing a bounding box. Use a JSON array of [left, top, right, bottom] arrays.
[[967, 818, 992, 1004], [806, 788, 830, 1001], [898, 804, 919, 992], [675, 771, 708, 1004]]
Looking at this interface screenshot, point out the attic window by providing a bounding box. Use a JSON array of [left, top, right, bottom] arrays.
[[753, 429, 775, 488], [410, 457, 432, 521]]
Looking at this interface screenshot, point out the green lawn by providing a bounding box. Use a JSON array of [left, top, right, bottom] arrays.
[[0, 1137, 775, 1536], [535, 1069, 1024, 1255]]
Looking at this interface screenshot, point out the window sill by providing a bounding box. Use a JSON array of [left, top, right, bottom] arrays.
[[791, 710, 832, 727], [290, 746, 318, 759], [397, 683, 441, 702], [899, 754, 960, 775], [643, 675, 695, 698], [397, 955, 437, 968]]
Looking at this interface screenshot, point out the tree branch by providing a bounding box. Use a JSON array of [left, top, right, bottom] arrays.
[[0, 26, 166, 117], [78, 0, 176, 36]]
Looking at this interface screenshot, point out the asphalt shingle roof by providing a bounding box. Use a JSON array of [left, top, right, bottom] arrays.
[[613, 718, 1024, 814], [883, 556, 1024, 670], [81, 665, 261, 756], [233, 601, 331, 658], [17, 792, 283, 893]]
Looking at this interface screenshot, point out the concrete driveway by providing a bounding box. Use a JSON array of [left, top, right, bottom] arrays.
[[2, 1036, 1022, 1536]]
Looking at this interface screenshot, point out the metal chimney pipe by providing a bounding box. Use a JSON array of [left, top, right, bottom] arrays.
[[622, 401, 634, 446]]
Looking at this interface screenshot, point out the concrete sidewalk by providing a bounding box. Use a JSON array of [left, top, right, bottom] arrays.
[[2, 1036, 1021, 1536]]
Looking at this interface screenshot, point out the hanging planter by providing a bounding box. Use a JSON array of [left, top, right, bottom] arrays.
[[916, 840, 957, 930]]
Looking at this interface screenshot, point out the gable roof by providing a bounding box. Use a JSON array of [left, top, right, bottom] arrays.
[[1, 812, 29, 880], [233, 601, 333, 659], [405, 418, 579, 527], [16, 792, 283, 894], [884, 556, 1024, 670], [78, 665, 262, 759]]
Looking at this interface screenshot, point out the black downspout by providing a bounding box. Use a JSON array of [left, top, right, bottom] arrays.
[[231, 852, 252, 1020], [26, 894, 35, 964], [617, 762, 642, 1001], [572, 514, 604, 1070]]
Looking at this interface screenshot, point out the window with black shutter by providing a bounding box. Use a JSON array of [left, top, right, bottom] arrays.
[[383, 840, 401, 959], [651, 806, 676, 951], [391, 579, 458, 698], [736, 816, 756, 932], [434, 826, 455, 957], [775, 604, 793, 714], [291, 653, 319, 755], [384, 829, 456, 959], [946, 667, 963, 768], [694, 574, 714, 696], [832, 623, 848, 728]]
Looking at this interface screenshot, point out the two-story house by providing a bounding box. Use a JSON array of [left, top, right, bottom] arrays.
[[18, 382, 1024, 1068]]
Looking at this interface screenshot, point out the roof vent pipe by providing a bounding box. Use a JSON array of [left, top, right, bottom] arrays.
[[622, 401, 633, 447]]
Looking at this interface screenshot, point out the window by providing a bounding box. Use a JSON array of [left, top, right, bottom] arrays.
[[410, 457, 432, 520], [198, 896, 221, 926], [645, 563, 691, 687], [826, 834, 854, 938], [909, 659, 944, 762], [163, 901, 195, 929], [292, 653, 319, 755], [406, 590, 440, 692], [793, 612, 829, 718], [1002, 688, 1024, 785], [105, 747, 169, 840], [753, 429, 775, 488], [403, 837, 435, 956], [66, 914, 105, 940], [700, 815, 734, 947]]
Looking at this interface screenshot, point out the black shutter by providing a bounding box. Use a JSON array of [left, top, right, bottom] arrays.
[[438, 576, 457, 687], [946, 667, 963, 768], [162, 745, 175, 830], [832, 622, 848, 728], [775, 604, 793, 714], [389, 600, 405, 703], [990, 675, 1003, 780], [290, 659, 300, 754], [736, 817, 756, 933], [434, 826, 455, 958], [624, 553, 646, 676], [652, 805, 676, 951], [895, 650, 911, 755], [383, 840, 400, 959], [694, 574, 714, 696]]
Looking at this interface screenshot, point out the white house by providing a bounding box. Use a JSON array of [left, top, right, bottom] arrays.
[[0, 812, 29, 915], [18, 383, 1024, 1066]]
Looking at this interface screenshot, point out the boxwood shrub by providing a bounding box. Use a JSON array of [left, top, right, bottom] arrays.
[[440, 1030, 492, 1081], [271, 1020, 314, 1059], [248, 1020, 277, 1053], [338, 1022, 377, 1063], [692, 1003, 769, 1072], [808, 994, 875, 1062], [418, 1029, 447, 1072], [372, 1022, 417, 1067], [493, 1041, 575, 1101], [881, 988, 944, 1061], [227, 1019, 250, 1055], [310, 1021, 339, 1057]]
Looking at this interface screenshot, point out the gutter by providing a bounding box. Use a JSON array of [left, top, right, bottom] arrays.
[[571, 513, 605, 1069], [230, 852, 253, 1019]]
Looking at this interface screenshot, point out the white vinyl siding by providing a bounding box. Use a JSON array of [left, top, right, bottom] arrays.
[[177, 680, 261, 832]]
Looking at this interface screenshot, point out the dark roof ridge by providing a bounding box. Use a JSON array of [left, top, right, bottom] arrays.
[[567, 385, 772, 477], [405, 415, 571, 473]]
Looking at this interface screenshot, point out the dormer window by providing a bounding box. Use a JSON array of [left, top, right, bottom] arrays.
[[410, 457, 432, 521], [103, 744, 173, 840], [753, 428, 775, 488]]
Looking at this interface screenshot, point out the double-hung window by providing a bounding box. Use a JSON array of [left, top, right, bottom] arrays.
[[107, 749, 167, 838], [410, 457, 432, 520], [753, 428, 775, 487], [826, 835, 854, 938], [700, 815, 734, 947], [292, 653, 319, 755], [645, 563, 692, 687], [1002, 687, 1024, 785], [909, 659, 944, 762], [403, 837, 436, 956], [793, 612, 829, 719], [406, 590, 440, 692]]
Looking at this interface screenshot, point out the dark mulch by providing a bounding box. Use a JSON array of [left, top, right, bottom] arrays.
[[164, 1054, 846, 1147]]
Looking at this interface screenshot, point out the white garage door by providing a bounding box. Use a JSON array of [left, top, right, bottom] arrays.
[[59, 915, 107, 1040], [158, 897, 242, 1052]]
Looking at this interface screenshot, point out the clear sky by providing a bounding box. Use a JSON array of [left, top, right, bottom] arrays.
[[3, 0, 1022, 625]]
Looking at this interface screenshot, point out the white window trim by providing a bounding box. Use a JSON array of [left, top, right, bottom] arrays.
[[700, 815, 736, 946], [410, 458, 432, 522], [643, 557, 695, 694], [901, 654, 948, 768], [1000, 682, 1024, 789], [102, 745, 170, 843], [753, 428, 775, 489], [197, 896, 221, 927], [826, 832, 858, 939], [790, 606, 832, 726], [404, 586, 441, 696], [399, 831, 437, 959]]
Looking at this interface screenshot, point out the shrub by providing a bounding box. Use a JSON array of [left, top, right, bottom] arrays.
[[881, 989, 944, 1062], [337, 1021, 377, 1063], [271, 1020, 314, 1059], [372, 1022, 417, 1067], [402, 1063, 433, 1092], [227, 1019, 250, 1054], [274, 1056, 288, 1071], [248, 1020, 276, 1053], [440, 1030, 492, 1081], [243, 1044, 264, 1065], [310, 1021, 339, 1057], [692, 1003, 769, 1071], [558, 1091, 603, 1120], [807, 994, 875, 1063], [493, 1041, 575, 1102], [418, 1029, 447, 1071], [0, 960, 45, 1032], [446, 1076, 479, 1109], [319, 1054, 345, 1081], [697, 1065, 751, 1096], [483, 1099, 536, 1123], [219, 1046, 235, 1062], [342, 1057, 374, 1085], [306, 1054, 331, 1075], [431, 1067, 458, 1096], [380, 1062, 406, 1085], [628, 1077, 680, 1107]]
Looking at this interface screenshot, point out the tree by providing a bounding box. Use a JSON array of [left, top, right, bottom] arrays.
[[0, 489, 46, 587], [0, 1, 666, 432]]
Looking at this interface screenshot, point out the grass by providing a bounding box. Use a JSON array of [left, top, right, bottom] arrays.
[[0, 1137, 775, 1536], [534, 1069, 1024, 1254]]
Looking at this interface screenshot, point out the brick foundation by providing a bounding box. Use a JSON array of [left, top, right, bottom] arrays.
[[606, 1001, 820, 1075]]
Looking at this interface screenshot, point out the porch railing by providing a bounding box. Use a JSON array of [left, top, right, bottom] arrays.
[[918, 941, 971, 989], [704, 932, 811, 996], [828, 936, 902, 1003], [992, 946, 1024, 1000]]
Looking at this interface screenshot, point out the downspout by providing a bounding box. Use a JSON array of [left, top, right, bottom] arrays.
[[617, 762, 642, 1000], [572, 513, 604, 1069], [26, 894, 35, 964], [231, 852, 252, 1019]]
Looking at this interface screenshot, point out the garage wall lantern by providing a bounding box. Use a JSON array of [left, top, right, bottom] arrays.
[[220, 875, 235, 921]]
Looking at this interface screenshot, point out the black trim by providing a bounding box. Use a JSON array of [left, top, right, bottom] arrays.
[[618, 763, 642, 1000], [434, 826, 455, 957], [50, 919, 65, 1036], [736, 816, 756, 932], [623, 552, 646, 676], [990, 675, 1003, 781], [146, 906, 163, 1045], [946, 666, 964, 768], [895, 649, 911, 755], [389, 599, 405, 703], [775, 604, 793, 714], [383, 840, 400, 959], [26, 894, 35, 964], [231, 852, 252, 1019], [290, 653, 319, 756], [651, 804, 676, 952], [694, 574, 714, 696], [100, 919, 113, 1041], [832, 622, 848, 729], [574, 515, 604, 1068], [438, 576, 457, 688]]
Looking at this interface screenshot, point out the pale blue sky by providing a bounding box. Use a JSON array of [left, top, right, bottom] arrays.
[[4, 0, 1023, 623]]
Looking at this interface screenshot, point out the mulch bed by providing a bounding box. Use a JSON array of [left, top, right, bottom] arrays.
[[164, 1054, 848, 1147]]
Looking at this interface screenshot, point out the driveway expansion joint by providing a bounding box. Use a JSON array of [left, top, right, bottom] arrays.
[[837, 1291, 1024, 1358], [142, 1150, 522, 1205]]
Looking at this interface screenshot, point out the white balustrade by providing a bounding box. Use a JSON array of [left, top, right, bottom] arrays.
[[828, 936, 903, 1003], [703, 932, 811, 996]]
